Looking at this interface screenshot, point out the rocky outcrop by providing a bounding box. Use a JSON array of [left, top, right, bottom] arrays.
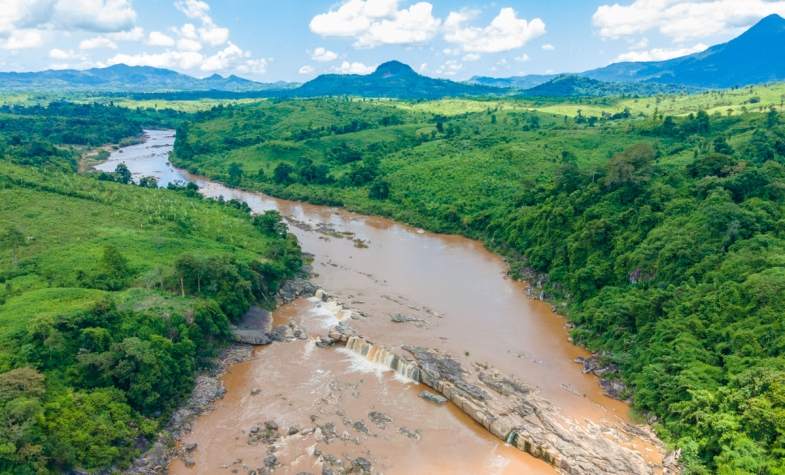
[[277, 277, 318, 304], [329, 326, 676, 475]]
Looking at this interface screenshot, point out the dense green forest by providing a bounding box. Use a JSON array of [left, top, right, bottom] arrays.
[[173, 97, 785, 473], [0, 104, 301, 473]]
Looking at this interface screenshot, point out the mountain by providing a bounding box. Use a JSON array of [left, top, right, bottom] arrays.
[[469, 74, 558, 90], [519, 74, 692, 97], [584, 14, 785, 87], [293, 61, 505, 99], [0, 64, 293, 93]]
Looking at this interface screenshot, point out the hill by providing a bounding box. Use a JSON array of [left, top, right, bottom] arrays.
[[0, 102, 301, 472], [0, 64, 293, 93], [173, 96, 785, 475], [293, 61, 506, 99], [520, 74, 692, 97], [584, 14, 785, 87]]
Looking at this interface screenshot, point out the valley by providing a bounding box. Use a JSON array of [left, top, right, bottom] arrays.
[[2, 8, 785, 474]]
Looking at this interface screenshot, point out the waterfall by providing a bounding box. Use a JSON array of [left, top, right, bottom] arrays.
[[343, 336, 420, 382]]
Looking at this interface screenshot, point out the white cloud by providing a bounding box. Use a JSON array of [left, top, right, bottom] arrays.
[[616, 42, 708, 61], [175, 0, 228, 46], [52, 0, 137, 33], [0, 0, 136, 53], [236, 58, 268, 75], [334, 60, 375, 74], [444, 7, 546, 53], [515, 53, 530, 62], [148, 31, 175, 47], [177, 37, 202, 52], [593, 0, 785, 41], [310, 0, 441, 47], [299, 64, 316, 75], [49, 47, 72, 59], [311, 46, 338, 62], [107, 50, 204, 70], [2, 29, 44, 50], [79, 36, 118, 49], [462, 52, 480, 61], [109, 26, 144, 41], [541, 43, 554, 50], [434, 59, 462, 76], [200, 41, 244, 71]]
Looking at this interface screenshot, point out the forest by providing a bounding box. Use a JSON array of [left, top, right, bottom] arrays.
[[172, 95, 785, 474], [0, 103, 301, 473]]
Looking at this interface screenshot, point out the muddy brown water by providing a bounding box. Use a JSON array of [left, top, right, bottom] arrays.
[[103, 131, 661, 474]]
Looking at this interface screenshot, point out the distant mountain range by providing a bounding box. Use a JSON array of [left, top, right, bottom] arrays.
[[0, 64, 295, 93], [2, 14, 785, 98], [476, 14, 785, 92], [584, 14, 785, 87]]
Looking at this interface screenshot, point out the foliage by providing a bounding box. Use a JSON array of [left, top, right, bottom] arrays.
[[173, 96, 785, 473], [0, 104, 301, 473]]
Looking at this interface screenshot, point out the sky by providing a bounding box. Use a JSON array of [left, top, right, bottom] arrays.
[[1, 0, 784, 82]]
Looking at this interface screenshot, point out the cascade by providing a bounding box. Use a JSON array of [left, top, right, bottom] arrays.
[[344, 336, 421, 382]]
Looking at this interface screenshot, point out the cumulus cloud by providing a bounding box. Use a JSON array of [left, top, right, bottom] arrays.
[[0, 0, 136, 35], [236, 58, 268, 75], [515, 53, 530, 62], [311, 47, 338, 62], [200, 41, 244, 71], [177, 37, 202, 52], [175, 0, 229, 46], [49, 47, 72, 59], [53, 0, 137, 32], [434, 59, 462, 76], [79, 36, 118, 49], [109, 26, 144, 41], [334, 60, 375, 74], [107, 50, 205, 70], [147, 31, 175, 47], [616, 42, 708, 61], [593, 0, 785, 41], [299, 64, 316, 75], [310, 0, 441, 47], [444, 7, 546, 53], [1, 29, 44, 50], [541, 43, 554, 50]]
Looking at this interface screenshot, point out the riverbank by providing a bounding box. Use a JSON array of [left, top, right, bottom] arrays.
[[105, 131, 674, 474], [127, 277, 318, 474]]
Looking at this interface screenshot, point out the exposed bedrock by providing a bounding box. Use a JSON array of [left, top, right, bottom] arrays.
[[328, 326, 679, 475]]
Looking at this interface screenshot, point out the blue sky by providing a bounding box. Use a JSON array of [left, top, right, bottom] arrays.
[[1, 0, 784, 82]]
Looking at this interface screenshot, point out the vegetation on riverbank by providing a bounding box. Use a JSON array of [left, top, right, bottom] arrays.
[[0, 104, 301, 473], [173, 95, 785, 474]]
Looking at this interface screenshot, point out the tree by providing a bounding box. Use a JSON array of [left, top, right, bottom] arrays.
[[767, 107, 779, 128], [138, 176, 158, 188], [272, 163, 293, 184], [252, 210, 288, 237], [604, 143, 656, 191], [0, 368, 46, 471], [555, 150, 582, 193], [368, 179, 390, 200], [1, 226, 26, 266], [93, 245, 131, 291], [713, 136, 734, 155], [227, 162, 244, 186], [114, 163, 132, 184]]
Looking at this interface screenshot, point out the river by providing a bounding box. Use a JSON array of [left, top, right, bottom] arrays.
[[99, 130, 665, 474]]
